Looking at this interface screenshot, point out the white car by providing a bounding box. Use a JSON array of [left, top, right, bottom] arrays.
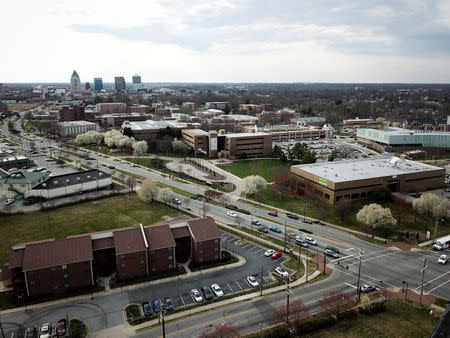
[[191, 289, 204, 302], [438, 254, 448, 264], [264, 249, 275, 257], [275, 266, 289, 277], [39, 323, 51, 338], [227, 211, 237, 218], [211, 284, 224, 297], [304, 236, 317, 245], [3, 198, 14, 206], [247, 276, 259, 287]]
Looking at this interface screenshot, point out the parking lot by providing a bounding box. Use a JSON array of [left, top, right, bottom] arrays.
[[127, 232, 288, 310]]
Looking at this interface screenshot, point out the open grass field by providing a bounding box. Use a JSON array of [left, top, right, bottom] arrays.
[[7, 103, 40, 111], [218, 159, 291, 182], [307, 300, 440, 338], [0, 195, 182, 266], [249, 186, 443, 243]]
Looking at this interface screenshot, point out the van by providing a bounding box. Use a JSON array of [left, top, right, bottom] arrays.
[[325, 245, 339, 254]]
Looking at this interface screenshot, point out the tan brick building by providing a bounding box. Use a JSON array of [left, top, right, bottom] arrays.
[[224, 132, 272, 159], [290, 156, 445, 205]]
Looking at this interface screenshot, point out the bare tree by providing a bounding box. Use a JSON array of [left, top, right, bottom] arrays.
[[127, 177, 137, 193], [273, 299, 310, 335], [2, 202, 14, 215], [319, 290, 356, 320], [335, 199, 351, 224]]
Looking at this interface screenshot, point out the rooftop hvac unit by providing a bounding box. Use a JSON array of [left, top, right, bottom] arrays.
[[99, 173, 103, 176], [42, 183, 46, 187], [77, 177, 81, 180], [66, 179, 70, 182], [53, 181, 58, 185], [87, 175, 91, 179]]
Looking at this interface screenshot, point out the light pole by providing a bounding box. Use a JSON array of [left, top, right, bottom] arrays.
[[0, 307, 5, 338], [285, 276, 291, 324], [356, 248, 365, 302], [284, 218, 287, 252], [260, 265, 263, 296], [305, 250, 309, 282], [420, 258, 427, 305], [432, 218, 444, 242], [323, 251, 326, 275]]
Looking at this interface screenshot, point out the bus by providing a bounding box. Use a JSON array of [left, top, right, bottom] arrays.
[[433, 235, 450, 251]]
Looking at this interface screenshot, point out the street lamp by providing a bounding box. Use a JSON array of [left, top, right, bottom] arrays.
[[355, 248, 365, 302], [420, 258, 427, 305]]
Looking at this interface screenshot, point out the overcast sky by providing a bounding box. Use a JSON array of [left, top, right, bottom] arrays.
[[2, 0, 450, 83]]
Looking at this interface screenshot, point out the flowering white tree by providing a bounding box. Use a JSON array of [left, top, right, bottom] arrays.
[[133, 140, 148, 156], [75, 130, 104, 145], [241, 175, 267, 196], [157, 187, 174, 204], [413, 193, 450, 229], [103, 129, 135, 148], [356, 203, 396, 229], [137, 179, 159, 202]]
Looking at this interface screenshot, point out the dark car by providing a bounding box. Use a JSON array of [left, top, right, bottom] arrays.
[[360, 284, 377, 293], [164, 297, 175, 311], [325, 249, 339, 259], [25, 327, 37, 338], [258, 226, 268, 233], [286, 213, 299, 220], [268, 210, 278, 217], [269, 226, 281, 233], [56, 319, 67, 337], [142, 301, 152, 316], [202, 286, 214, 300], [153, 299, 161, 313], [303, 219, 313, 224], [325, 245, 340, 254]]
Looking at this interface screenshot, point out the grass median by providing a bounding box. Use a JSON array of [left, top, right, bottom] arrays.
[[218, 159, 290, 182]]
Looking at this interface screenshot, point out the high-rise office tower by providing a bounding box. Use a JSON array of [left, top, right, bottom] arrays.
[[94, 78, 103, 91], [114, 76, 126, 91], [70, 70, 81, 90], [132, 74, 143, 91], [85, 82, 90, 90]]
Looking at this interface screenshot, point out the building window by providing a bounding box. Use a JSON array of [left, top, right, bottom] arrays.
[[168, 247, 172, 251], [214, 239, 218, 243], [140, 268, 145, 274], [63, 274, 68, 279], [215, 255, 219, 260], [325, 194, 330, 200], [84, 261, 89, 265], [51, 266, 56, 271], [152, 267, 156, 272], [214, 247, 218, 251], [199, 250, 203, 254], [28, 271, 34, 276], [139, 251, 144, 256], [62, 264, 67, 270], [53, 285, 58, 290], [199, 258, 203, 263], [121, 263, 126, 268], [168, 256, 172, 260], [151, 250, 155, 255], [30, 280, 35, 285], [120, 254, 125, 259], [140, 259, 144, 264], [198, 241, 203, 246], [64, 284, 69, 288], [169, 264, 173, 269]]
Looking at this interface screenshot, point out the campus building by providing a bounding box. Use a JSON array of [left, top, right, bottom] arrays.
[[1, 218, 221, 298], [290, 155, 445, 205], [0, 170, 49, 199], [57, 121, 99, 136], [121, 120, 199, 140], [357, 127, 450, 155], [59, 105, 85, 122], [96, 103, 127, 114], [0, 155, 33, 171]]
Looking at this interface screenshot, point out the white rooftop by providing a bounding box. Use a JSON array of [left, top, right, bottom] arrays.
[[225, 132, 270, 138], [183, 129, 208, 136], [293, 155, 442, 183], [124, 119, 187, 131], [379, 126, 450, 136]]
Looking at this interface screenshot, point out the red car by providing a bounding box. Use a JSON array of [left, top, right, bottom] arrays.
[[268, 210, 278, 217], [271, 252, 282, 259]]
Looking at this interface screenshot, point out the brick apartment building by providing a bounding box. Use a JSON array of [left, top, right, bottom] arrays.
[[59, 105, 86, 122], [1, 218, 221, 298], [290, 156, 445, 205], [256, 110, 295, 123], [128, 105, 151, 114], [96, 103, 127, 114]]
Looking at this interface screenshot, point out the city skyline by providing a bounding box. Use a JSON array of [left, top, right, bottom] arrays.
[[1, 1, 450, 83]]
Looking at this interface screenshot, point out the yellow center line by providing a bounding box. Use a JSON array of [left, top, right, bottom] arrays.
[[157, 283, 346, 337]]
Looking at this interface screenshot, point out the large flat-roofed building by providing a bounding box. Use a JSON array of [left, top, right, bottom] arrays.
[[357, 127, 450, 154], [182, 129, 209, 155], [206, 102, 228, 109], [57, 121, 99, 136], [1, 170, 49, 199], [122, 120, 196, 140], [224, 132, 272, 159], [255, 124, 330, 142], [290, 156, 445, 205], [96, 103, 127, 114]]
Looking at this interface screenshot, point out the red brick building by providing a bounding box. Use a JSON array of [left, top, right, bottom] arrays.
[[189, 218, 221, 264], [59, 105, 86, 122], [128, 105, 151, 114], [114, 228, 148, 280]]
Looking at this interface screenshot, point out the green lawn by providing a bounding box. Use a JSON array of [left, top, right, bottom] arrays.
[[307, 300, 440, 338], [251, 186, 442, 243], [0, 195, 182, 266], [218, 159, 290, 182]]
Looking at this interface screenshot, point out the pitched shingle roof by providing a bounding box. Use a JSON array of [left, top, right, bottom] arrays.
[[170, 226, 191, 238], [145, 224, 176, 250], [188, 218, 221, 242], [113, 228, 146, 255], [22, 236, 93, 271]]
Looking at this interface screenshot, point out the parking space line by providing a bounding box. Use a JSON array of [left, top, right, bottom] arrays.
[[241, 243, 251, 248], [236, 280, 243, 290], [256, 249, 264, 254], [263, 276, 272, 284], [226, 282, 233, 293], [344, 282, 357, 289], [180, 294, 185, 306]]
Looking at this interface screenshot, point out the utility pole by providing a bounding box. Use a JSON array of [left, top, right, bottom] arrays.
[[420, 258, 427, 305], [356, 248, 365, 302], [432, 218, 443, 242], [305, 250, 309, 282], [284, 218, 287, 252], [260, 265, 263, 296], [286, 276, 290, 324], [323, 251, 326, 275]]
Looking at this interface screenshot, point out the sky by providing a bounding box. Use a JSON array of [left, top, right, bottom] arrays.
[[2, 0, 450, 83]]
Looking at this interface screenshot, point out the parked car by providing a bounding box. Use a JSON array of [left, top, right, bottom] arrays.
[[211, 284, 224, 297], [303, 219, 313, 224], [295, 239, 308, 248], [288, 231, 296, 238], [251, 219, 261, 226], [191, 289, 204, 302], [271, 252, 282, 260], [164, 297, 175, 311], [142, 301, 152, 316], [325, 249, 339, 259], [227, 211, 237, 218], [173, 198, 182, 205], [286, 213, 299, 220], [264, 249, 275, 257], [56, 319, 67, 337], [39, 323, 51, 338], [275, 266, 289, 277], [304, 236, 317, 245], [438, 254, 448, 264], [325, 245, 340, 254], [269, 226, 281, 233], [25, 327, 37, 338], [360, 284, 377, 293], [153, 299, 161, 313], [137, 179, 142, 184], [202, 286, 214, 300], [268, 210, 278, 217], [247, 276, 259, 287]]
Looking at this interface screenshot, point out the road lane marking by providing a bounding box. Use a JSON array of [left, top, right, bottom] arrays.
[[345, 282, 357, 289], [427, 279, 450, 293], [415, 270, 450, 290]]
